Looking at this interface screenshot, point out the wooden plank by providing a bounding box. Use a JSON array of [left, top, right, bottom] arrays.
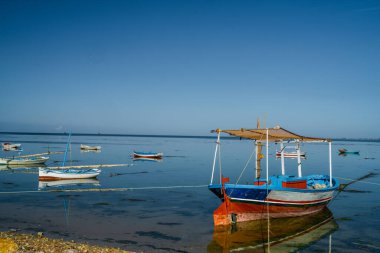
[[45, 164, 130, 170]]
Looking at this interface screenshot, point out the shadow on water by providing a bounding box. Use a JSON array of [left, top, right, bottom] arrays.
[[207, 208, 338, 253]]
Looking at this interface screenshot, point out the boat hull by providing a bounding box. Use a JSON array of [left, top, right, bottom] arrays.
[[133, 151, 163, 158], [39, 168, 101, 181], [80, 144, 101, 150], [209, 177, 338, 226], [6, 156, 49, 165]]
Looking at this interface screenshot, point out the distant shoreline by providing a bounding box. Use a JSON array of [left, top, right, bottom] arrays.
[[0, 131, 379, 142]]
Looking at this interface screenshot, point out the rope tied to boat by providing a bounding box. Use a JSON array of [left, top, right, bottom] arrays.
[[0, 184, 209, 194]]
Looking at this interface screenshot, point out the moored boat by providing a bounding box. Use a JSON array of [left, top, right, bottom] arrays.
[[209, 125, 339, 226], [2, 143, 22, 151], [39, 133, 101, 181], [133, 151, 163, 158], [0, 156, 49, 165], [38, 168, 101, 181], [338, 148, 359, 154], [80, 144, 101, 150]]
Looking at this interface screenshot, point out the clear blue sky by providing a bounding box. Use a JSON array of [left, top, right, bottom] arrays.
[[1, 0, 379, 138]]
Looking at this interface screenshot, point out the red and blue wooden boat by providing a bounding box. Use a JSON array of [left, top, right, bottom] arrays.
[[209, 126, 339, 226]]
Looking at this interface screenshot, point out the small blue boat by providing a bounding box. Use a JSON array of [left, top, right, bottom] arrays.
[[133, 151, 163, 159], [339, 148, 359, 154]]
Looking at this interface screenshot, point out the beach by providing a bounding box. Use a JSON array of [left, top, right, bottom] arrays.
[[0, 231, 133, 253]]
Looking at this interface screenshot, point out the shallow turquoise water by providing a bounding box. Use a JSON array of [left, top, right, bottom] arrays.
[[0, 134, 379, 252]]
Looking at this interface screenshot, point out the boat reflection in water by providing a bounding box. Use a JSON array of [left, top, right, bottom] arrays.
[[80, 149, 101, 153], [0, 164, 46, 171], [132, 157, 163, 163], [38, 178, 100, 190], [208, 207, 337, 253]]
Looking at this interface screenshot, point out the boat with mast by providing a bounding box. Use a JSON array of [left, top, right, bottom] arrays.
[[208, 124, 339, 226], [39, 133, 101, 181]]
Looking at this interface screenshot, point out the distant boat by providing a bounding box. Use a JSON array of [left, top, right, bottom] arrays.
[[80, 144, 101, 150], [133, 151, 163, 159], [0, 156, 49, 165], [2, 143, 22, 151], [39, 168, 101, 181], [338, 148, 359, 154], [275, 151, 306, 159]]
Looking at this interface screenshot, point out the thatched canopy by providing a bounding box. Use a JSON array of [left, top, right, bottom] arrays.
[[213, 126, 329, 142]]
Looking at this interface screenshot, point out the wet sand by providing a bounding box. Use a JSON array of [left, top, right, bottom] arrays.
[[0, 231, 134, 253]]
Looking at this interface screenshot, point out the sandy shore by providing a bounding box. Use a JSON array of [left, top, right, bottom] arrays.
[[0, 231, 134, 253]]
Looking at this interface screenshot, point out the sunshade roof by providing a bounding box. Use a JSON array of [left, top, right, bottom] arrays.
[[214, 126, 329, 142]]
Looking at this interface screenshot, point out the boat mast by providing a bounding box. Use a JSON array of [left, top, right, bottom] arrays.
[[62, 132, 72, 168], [210, 129, 221, 184], [256, 118, 263, 179], [329, 141, 332, 186], [255, 141, 263, 179], [280, 141, 285, 175]]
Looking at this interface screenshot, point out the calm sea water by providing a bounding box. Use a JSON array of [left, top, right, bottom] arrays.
[[0, 134, 379, 253]]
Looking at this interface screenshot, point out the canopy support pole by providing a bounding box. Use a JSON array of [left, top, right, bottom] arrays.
[[210, 131, 220, 185], [329, 141, 333, 187], [297, 140, 302, 177], [255, 141, 262, 179], [280, 141, 285, 175]]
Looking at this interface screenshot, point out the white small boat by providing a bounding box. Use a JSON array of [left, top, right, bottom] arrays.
[[39, 168, 101, 181], [0, 156, 49, 165], [80, 144, 101, 150], [2, 143, 22, 150]]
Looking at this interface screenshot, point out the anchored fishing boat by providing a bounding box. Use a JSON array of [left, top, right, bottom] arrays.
[[80, 144, 101, 151], [133, 151, 163, 159], [338, 148, 359, 154], [39, 133, 101, 181], [0, 156, 49, 165], [209, 125, 339, 226], [39, 168, 101, 181], [2, 143, 22, 151]]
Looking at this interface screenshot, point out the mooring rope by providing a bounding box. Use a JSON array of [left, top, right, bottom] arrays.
[[235, 147, 256, 185], [0, 184, 209, 194]]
